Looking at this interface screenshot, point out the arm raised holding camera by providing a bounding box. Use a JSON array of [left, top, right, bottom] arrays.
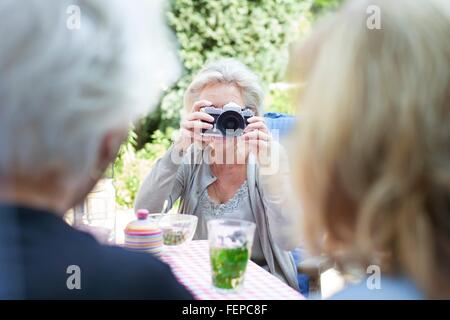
[[135, 100, 213, 212], [175, 100, 215, 152]]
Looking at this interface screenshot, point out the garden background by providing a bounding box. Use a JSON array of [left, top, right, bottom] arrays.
[[112, 0, 343, 209]]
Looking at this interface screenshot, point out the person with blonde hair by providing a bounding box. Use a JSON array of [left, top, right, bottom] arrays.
[[136, 58, 301, 289], [290, 0, 450, 299]]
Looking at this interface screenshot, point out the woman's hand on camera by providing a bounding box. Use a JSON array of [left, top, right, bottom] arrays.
[[243, 116, 272, 166], [174, 100, 214, 151]]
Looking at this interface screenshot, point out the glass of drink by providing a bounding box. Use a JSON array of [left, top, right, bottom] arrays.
[[207, 219, 256, 292]]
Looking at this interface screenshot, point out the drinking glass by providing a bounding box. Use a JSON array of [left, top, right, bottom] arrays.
[[207, 219, 256, 292]]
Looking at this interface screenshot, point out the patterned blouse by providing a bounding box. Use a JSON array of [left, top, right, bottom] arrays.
[[195, 180, 266, 266]]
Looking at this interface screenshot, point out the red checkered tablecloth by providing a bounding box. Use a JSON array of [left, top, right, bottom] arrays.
[[160, 240, 304, 300]]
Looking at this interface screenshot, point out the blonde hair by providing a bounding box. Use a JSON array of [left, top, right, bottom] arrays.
[[184, 58, 264, 115], [291, 0, 450, 298]]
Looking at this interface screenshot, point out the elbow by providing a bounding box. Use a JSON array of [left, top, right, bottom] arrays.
[[134, 190, 147, 212], [134, 177, 154, 212]]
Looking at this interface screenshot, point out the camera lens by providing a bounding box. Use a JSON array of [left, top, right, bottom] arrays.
[[217, 110, 245, 136], [225, 118, 238, 130]]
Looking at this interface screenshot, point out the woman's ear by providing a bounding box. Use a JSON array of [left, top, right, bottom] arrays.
[[96, 128, 128, 176], [67, 128, 128, 213]]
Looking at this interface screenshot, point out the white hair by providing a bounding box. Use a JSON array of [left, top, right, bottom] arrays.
[[0, 0, 179, 179], [184, 59, 265, 115]]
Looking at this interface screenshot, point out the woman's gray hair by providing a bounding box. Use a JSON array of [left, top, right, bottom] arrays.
[[0, 0, 179, 179], [184, 59, 265, 115]]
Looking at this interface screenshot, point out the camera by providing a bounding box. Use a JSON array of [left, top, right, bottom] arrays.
[[200, 102, 254, 137]]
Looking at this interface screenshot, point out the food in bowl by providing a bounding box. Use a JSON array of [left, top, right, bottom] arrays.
[[162, 227, 189, 246], [158, 214, 198, 246]]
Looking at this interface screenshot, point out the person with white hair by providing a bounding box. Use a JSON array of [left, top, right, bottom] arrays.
[[135, 59, 300, 290], [0, 0, 192, 299]]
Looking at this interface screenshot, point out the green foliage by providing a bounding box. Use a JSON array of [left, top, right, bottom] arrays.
[[265, 87, 297, 115], [113, 128, 174, 208], [168, 0, 310, 81], [311, 0, 344, 16]]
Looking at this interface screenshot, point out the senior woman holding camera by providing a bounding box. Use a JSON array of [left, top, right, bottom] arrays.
[[0, 0, 192, 299], [136, 59, 300, 290]]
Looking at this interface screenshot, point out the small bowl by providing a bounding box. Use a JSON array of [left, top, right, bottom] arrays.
[[147, 213, 164, 224], [158, 214, 198, 247]]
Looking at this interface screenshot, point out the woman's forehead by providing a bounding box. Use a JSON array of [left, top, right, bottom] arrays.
[[199, 83, 245, 108]]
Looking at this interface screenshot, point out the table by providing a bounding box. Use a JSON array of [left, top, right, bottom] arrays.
[[160, 240, 304, 300]]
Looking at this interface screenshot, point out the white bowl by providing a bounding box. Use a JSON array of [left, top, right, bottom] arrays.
[[158, 214, 198, 247]]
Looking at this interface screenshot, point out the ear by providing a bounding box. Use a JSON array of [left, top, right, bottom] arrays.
[[96, 128, 128, 174], [64, 128, 128, 213]]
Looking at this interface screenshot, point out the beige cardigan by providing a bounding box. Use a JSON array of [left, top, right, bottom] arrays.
[[135, 144, 300, 290]]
